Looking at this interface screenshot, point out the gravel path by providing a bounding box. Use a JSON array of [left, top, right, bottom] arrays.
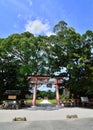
[[0, 118, 93, 130], [0, 107, 93, 122], [0, 107, 93, 130]]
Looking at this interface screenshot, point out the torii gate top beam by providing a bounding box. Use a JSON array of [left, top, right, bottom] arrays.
[[28, 75, 65, 79], [28, 75, 65, 85]]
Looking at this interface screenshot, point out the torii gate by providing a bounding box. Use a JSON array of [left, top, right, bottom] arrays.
[[28, 75, 65, 106]]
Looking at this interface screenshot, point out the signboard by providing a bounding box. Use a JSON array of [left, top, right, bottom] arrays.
[[8, 95, 16, 99]]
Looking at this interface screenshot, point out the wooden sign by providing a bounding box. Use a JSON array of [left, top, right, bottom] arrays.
[[8, 95, 16, 99]]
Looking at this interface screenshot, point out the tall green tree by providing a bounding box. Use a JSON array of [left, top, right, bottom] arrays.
[[1, 20, 93, 99]]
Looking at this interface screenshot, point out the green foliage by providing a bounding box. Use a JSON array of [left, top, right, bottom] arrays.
[[37, 90, 55, 99], [0, 20, 93, 99]]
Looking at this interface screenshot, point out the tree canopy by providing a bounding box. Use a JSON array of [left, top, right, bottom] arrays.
[[0, 20, 93, 99]]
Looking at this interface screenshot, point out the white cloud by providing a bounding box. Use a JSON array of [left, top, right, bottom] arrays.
[[25, 19, 50, 35], [46, 31, 56, 37]]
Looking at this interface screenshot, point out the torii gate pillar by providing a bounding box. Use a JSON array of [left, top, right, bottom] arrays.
[[55, 78, 60, 106], [32, 78, 37, 106]]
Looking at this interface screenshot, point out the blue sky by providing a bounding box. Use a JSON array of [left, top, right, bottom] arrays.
[[0, 0, 93, 38]]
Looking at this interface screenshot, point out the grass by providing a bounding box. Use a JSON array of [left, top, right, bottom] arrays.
[[49, 99, 57, 104], [24, 99, 43, 104], [24, 99, 57, 104], [36, 100, 43, 104], [36, 99, 57, 104]]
